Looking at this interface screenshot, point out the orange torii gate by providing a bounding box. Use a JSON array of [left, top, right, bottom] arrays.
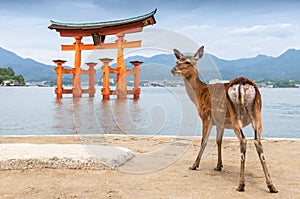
[[49, 9, 156, 99]]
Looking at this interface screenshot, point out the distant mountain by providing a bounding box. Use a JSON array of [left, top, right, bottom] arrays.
[[210, 49, 300, 80], [0, 47, 56, 81], [122, 49, 300, 81], [119, 54, 177, 81], [0, 46, 299, 82]]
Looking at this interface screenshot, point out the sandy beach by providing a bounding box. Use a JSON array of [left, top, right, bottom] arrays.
[[0, 135, 299, 199]]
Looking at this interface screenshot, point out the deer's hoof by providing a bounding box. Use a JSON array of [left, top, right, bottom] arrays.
[[214, 165, 223, 171], [189, 166, 198, 170], [236, 183, 245, 192], [268, 184, 278, 193]]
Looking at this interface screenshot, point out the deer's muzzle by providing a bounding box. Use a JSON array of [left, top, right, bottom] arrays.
[[171, 67, 181, 76]]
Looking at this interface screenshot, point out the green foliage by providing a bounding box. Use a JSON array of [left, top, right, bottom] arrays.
[[0, 67, 15, 76], [256, 78, 297, 88], [14, 75, 25, 85], [0, 67, 25, 86], [273, 79, 296, 88]]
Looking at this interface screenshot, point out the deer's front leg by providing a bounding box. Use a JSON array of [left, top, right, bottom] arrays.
[[215, 126, 224, 171], [189, 119, 212, 170]]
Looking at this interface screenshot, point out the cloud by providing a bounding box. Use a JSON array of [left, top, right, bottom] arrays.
[[176, 21, 300, 60], [1, 0, 300, 65], [179, 24, 213, 31], [72, 1, 97, 8], [228, 23, 293, 38]]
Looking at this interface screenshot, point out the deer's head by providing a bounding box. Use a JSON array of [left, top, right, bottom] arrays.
[[171, 46, 204, 79]]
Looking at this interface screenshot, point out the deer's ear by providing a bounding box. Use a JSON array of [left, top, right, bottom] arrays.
[[173, 49, 183, 60], [194, 46, 204, 60]]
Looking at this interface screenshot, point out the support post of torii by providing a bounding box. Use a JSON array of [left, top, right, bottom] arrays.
[[130, 61, 143, 99], [73, 36, 82, 98], [99, 58, 113, 99], [85, 62, 97, 98], [116, 33, 127, 99], [53, 59, 66, 99]]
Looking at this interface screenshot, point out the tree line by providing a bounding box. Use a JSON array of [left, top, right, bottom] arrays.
[[0, 67, 25, 86]]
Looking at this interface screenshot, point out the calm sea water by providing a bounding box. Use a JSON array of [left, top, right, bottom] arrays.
[[0, 87, 299, 138]]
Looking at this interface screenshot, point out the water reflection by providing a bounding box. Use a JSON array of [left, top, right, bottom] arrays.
[[51, 87, 194, 136], [97, 99, 123, 134], [108, 99, 165, 135], [72, 98, 102, 134], [96, 98, 167, 135], [53, 98, 76, 134]]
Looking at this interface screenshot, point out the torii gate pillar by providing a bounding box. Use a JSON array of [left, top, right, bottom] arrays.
[[130, 61, 143, 99], [73, 36, 82, 98], [53, 59, 66, 99], [85, 62, 97, 98], [100, 58, 113, 99], [116, 34, 127, 99]]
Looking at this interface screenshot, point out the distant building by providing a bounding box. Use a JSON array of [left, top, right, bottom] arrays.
[[1, 79, 20, 86], [100, 78, 115, 86], [208, 79, 229, 84]]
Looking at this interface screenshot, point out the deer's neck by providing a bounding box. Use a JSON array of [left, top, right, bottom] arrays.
[[183, 73, 206, 106]]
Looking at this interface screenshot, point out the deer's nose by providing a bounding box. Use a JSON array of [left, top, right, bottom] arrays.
[[171, 67, 177, 74]]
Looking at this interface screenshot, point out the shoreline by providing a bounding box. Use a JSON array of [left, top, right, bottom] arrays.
[[1, 133, 300, 140]]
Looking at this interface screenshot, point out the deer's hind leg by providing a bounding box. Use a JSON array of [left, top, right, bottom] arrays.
[[189, 118, 212, 170], [227, 103, 247, 191], [214, 126, 224, 171], [246, 107, 278, 193], [234, 128, 247, 192]]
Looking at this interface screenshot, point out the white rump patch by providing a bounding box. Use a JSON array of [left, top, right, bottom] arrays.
[[228, 84, 240, 104], [242, 84, 256, 104], [228, 84, 256, 105]]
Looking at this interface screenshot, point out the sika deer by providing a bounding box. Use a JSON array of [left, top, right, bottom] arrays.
[[171, 46, 278, 193]]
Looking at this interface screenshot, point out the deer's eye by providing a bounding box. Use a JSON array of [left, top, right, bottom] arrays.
[[185, 61, 191, 65]]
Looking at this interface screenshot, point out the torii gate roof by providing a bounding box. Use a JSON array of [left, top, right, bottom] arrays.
[[48, 9, 157, 37]]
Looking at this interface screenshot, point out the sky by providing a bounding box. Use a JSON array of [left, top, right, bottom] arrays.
[[0, 0, 300, 65]]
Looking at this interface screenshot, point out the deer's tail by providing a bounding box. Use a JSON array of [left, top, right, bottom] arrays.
[[227, 77, 257, 106], [237, 84, 245, 105]]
